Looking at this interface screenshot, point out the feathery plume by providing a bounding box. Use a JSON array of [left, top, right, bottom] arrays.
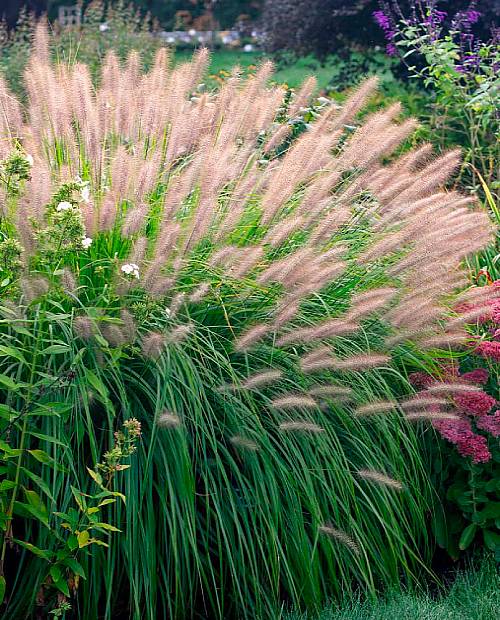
[[271, 395, 317, 410], [356, 469, 403, 491], [354, 400, 398, 417], [73, 316, 95, 340], [157, 411, 182, 428], [242, 370, 283, 390], [279, 421, 325, 433], [141, 332, 166, 359], [230, 435, 259, 451], [318, 525, 360, 554]]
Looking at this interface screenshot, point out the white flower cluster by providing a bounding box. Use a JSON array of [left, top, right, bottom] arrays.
[[56, 201, 93, 251], [121, 263, 140, 279]]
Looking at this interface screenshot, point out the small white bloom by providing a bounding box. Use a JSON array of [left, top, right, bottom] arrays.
[[164, 308, 171, 318], [99, 22, 109, 32], [82, 237, 92, 249], [25, 154, 34, 166], [121, 263, 140, 279], [56, 201, 73, 212], [81, 186, 91, 203]]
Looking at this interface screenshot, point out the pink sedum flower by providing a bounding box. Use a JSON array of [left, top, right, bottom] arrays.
[[454, 390, 496, 417], [433, 416, 491, 464], [475, 340, 500, 361], [476, 411, 500, 438], [408, 371, 434, 389], [460, 368, 489, 385]]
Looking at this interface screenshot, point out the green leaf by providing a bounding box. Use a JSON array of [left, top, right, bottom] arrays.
[[23, 489, 48, 525], [86, 467, 103, 486], [459, 523, 477, 550], [28, 431, 67, 447], [42, 344, 71, 354], [91, 522, 121, 532], [27, 449, 67, 472], [28, 449, 55, 466], [0, 480, 16, 492], [20, 467, 55, 501], [97, 498, 116, 508], [477, 503, 500, 520], [483, 529, 500, 552], [0, 374, 25, 391], [0, 345, 26, 364], [0, 576, 5, 605], [50, 565, 69, 597], [77, 530, 90, 548], [62, 557, 86, 578], [13, 539, 53, 560], [67, 534, 78, 551], [0, 404, 16, 421]]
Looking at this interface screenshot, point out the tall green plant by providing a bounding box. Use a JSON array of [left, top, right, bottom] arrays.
[[0, 27, 493, 618]]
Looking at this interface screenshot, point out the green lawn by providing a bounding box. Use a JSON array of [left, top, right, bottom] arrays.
[[286, 558, 500, 620], [174, 49, 344, 90]]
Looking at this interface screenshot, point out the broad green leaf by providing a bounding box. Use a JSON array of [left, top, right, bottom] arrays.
[[24, 489, 48, 523], [67, 534, 78, 551], [13, 501, 49, 526], [20, 467, 55, 501], [42, 344, 70, 354], [77, 530, 90, 548], [483, 529, 500, 551], [28, 431, 67, 447], [28, 449, 55, 466], [0, 403, 16, 421], [0, 374, 25, 391], [50, 566, 70, 597], [0, 345, 26, 364], [0, 480, 16, 492], [458, 523, 477, 550], [86, 467, 103, 486], [62, 557, 86, 578]]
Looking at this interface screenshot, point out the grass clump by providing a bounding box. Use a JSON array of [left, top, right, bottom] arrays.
[[0, 19, 494, 620], [287, 556, 500, 620]]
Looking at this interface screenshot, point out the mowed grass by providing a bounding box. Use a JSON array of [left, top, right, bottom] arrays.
[[286, 557, 500, 620], [174, 49, 341, 90]]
